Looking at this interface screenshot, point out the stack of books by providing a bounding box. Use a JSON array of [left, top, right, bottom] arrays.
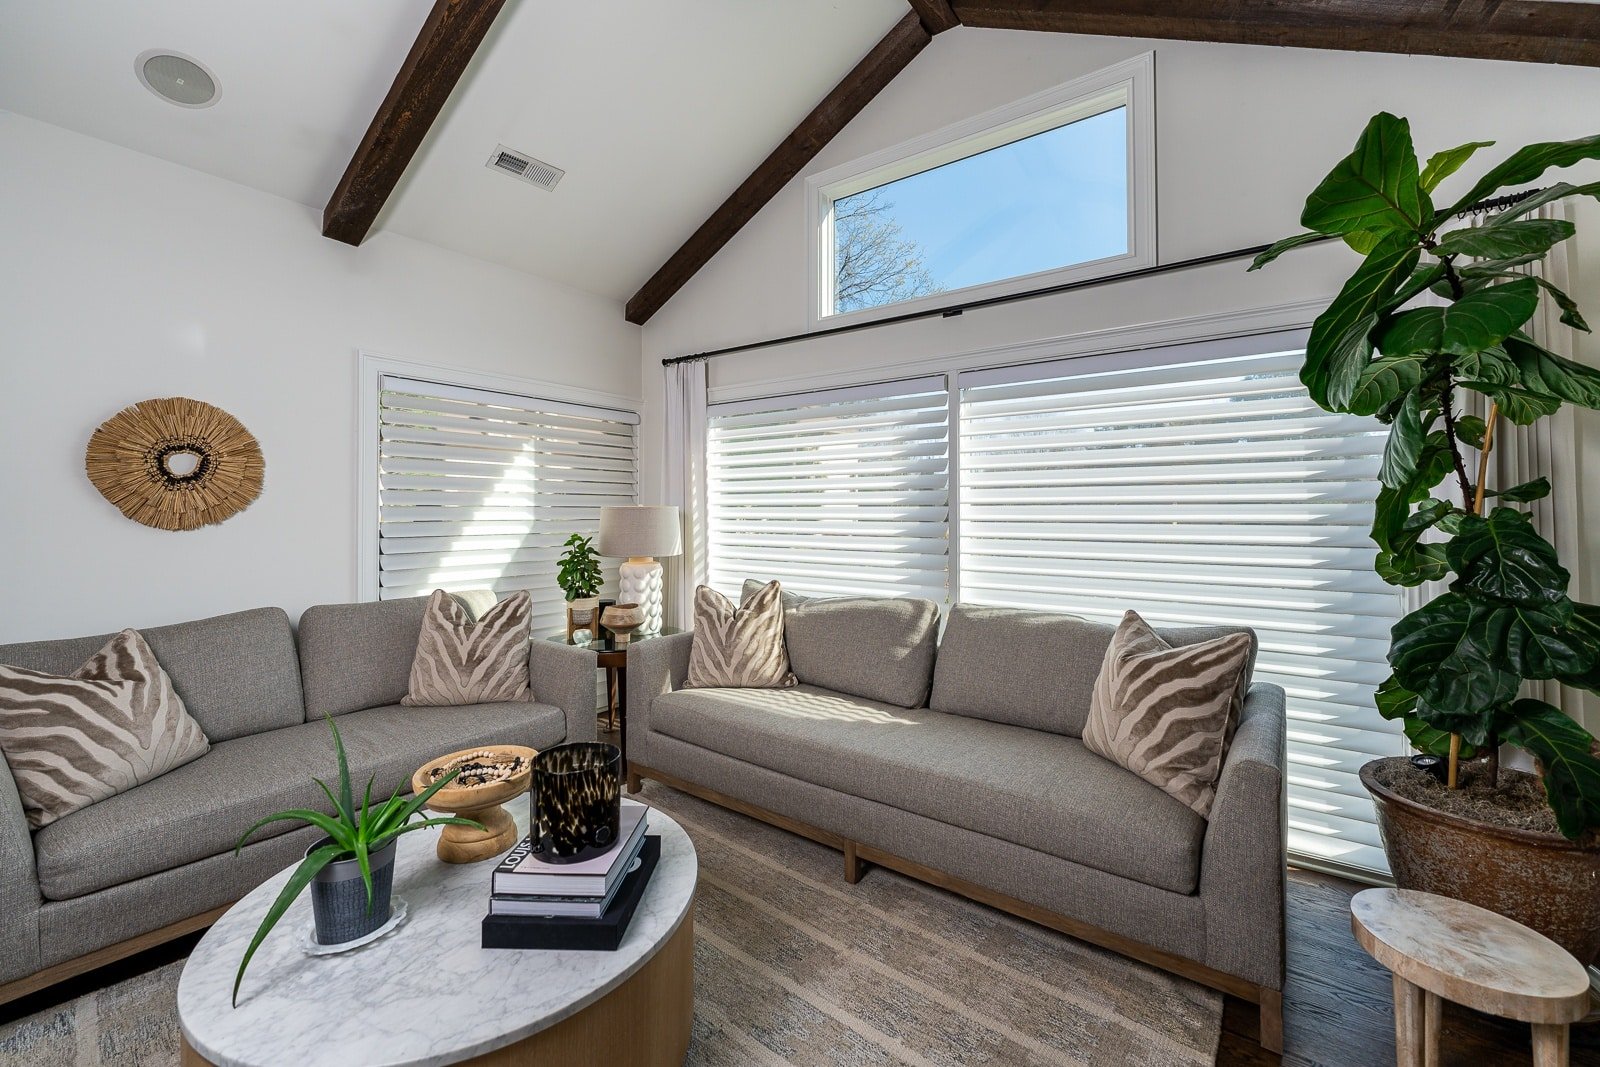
[[482, 797, 658, 951]]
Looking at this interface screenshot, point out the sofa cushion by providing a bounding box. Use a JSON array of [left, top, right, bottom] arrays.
[[1084, 611, 1255, 818], [930, 604, 1258, 737], [0, 629, 210, 828], [402, 589, 532, 706], [298, 599, 428, 717], [32, 700, 567, 900], [740, 580, 939, 709], [687, 582, 796, 690], [0, 607, 303, 743], [650, 684, 1205, 893]]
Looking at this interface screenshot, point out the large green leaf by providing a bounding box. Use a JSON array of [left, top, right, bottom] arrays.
[[1431, 219, 1575, 261], [1500, 699, 1600, 839], [1348, 354, 1430, 416], [327, 715, 355, 828], [1248, 231, 1326, 271], [1483, 602, 1592, 680], [1445, 134, 1600, 217], [1447, 506, 1569, 606], [1390, 592, 1522, 715], [1377, 543, 1449, 587], [1303, 113, 1431, 236], [233, 843, 343, 1006], [1453, 346, 1517, 385], [1303, 234, 1421, 410], [1378, 390, 1430, 489], [1470, 384, 1563, 425], [1491, 477, 1552, 503], [1560, 603, 1600, 695], [1503, 336, 1600, 408], [1374, 674, 1418, 720], [1378, 278, 1540, 357], [1421, 141, 1494, 192], [1460, 270, 1591, 333]]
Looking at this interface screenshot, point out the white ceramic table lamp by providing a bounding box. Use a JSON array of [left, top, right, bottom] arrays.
[[597, 505, 682, 634]]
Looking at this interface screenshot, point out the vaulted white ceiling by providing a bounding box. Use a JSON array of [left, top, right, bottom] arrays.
[[0, 0, 909, 301]]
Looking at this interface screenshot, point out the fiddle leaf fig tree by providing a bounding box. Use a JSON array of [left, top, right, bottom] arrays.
[[1255, 113, 1600, 839]]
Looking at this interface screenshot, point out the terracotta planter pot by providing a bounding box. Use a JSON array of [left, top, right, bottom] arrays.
[[1362, 759, 1600, 965]]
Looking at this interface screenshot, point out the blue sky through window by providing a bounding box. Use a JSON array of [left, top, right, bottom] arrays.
[[832, 107, 1129, 312]]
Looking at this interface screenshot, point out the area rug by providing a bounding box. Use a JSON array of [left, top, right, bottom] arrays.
[[0, 783, 1221, 1067]]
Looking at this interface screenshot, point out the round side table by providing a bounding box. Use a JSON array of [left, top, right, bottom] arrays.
[[1351, 887, 1591, 1067]]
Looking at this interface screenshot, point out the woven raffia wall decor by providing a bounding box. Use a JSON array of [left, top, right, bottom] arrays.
[[85, 397, 264, 531]]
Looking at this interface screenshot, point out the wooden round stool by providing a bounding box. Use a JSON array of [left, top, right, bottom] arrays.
[[1351, 888, 1591, 1067]]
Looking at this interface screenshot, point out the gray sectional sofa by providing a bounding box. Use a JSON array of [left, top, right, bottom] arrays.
[[628, 590, 1289, 1052], [0, 598, 597, 1004]]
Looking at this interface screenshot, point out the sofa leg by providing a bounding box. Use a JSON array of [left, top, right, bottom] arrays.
[[1258, 987, 1284, 1054], [626, 771, 643, 794], [843, 841, 863, 884]]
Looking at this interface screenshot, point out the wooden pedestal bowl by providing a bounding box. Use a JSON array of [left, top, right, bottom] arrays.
[[411, 745, 538, 864]]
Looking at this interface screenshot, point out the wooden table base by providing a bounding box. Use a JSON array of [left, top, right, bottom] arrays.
[[182, 912, 695, 1067]]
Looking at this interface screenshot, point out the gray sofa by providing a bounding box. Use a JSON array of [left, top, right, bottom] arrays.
[[0, 598, 597, 1004], [628, 592, 1289, 1052]]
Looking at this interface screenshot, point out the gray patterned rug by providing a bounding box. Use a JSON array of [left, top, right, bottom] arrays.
[[0, 783, 1221, 1066]]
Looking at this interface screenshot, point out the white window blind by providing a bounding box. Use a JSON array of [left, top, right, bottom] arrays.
[[706, 377, 950, 604], [377, 375, 638, 633], [957, 337, 1406, 876]]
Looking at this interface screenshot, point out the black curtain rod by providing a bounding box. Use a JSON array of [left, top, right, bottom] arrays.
[[661, 236, 1340, 367]]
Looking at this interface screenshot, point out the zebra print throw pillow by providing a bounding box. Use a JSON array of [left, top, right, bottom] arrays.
[[402, 589, 531, 706], [0, 629, 210, 829], [685, 581, 798, 690], [1082, 610, 1253, 819]]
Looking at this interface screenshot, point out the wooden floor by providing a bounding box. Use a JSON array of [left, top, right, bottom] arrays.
[[1219, 869, 1600, 1066]]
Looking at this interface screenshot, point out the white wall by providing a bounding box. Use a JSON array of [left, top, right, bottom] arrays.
[[0, 111, 641, 643], [638, 29, 1600, 727]]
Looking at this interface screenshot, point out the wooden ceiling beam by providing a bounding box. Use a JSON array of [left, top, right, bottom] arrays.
[[625, 13, 931, 326], [908, 0, 961, 35], [951, 1, 1600, 67], [323, 0, 509, 246]]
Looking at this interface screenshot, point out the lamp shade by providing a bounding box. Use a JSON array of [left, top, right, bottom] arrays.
[[597, 505, 682, 558]]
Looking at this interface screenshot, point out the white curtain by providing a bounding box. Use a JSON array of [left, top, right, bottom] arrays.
[[662, 359, 708, 630]]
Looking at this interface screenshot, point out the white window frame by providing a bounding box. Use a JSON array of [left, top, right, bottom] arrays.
[[355, 350, 641, 602], [806, 52, 1156, 330]]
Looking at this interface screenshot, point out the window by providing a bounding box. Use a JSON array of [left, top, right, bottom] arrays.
[[367, 371, 639, 633], [705, 378, 951, 604], [808, 53, 1154, 325], [702, 332, 1407, 877]]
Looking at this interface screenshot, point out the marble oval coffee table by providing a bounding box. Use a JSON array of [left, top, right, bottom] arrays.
[[177, 805, 696, 1067]]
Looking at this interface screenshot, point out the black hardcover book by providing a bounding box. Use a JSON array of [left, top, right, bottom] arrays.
[[482, 836, 660, 952]]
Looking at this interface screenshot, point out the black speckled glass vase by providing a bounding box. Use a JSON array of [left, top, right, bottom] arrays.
[[532, 742, 622, 864]]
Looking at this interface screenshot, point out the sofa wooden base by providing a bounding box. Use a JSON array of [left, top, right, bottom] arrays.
[[0, 904, 230, 1009], [629, 762, 1285, 1055]]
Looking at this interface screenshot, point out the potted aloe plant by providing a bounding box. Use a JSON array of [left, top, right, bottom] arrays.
[[231, 716, 482, 1005], [1255, 114, 1600, 962], [557, 532, 604, 632]]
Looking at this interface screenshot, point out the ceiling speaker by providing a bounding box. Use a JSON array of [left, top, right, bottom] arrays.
[[136, 50, 218, 108]]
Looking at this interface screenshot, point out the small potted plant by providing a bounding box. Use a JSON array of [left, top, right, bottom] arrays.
[[231, 716, 482, 1005], [557, 532, 604, 637], [1255, 114, 1600, 962]]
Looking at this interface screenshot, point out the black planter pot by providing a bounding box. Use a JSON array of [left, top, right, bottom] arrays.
[[308, 838, 396, 946], [532, 742, 622, 864]]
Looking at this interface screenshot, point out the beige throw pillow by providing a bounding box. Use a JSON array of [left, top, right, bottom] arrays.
[[402, 589, 531, 706], [685, 582, 797, 690], [0, 629, 210, 829], [1082, 610, 1253, 818]]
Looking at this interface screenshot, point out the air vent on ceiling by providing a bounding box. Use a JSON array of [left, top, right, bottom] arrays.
[[485, 145, 564, 191]]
